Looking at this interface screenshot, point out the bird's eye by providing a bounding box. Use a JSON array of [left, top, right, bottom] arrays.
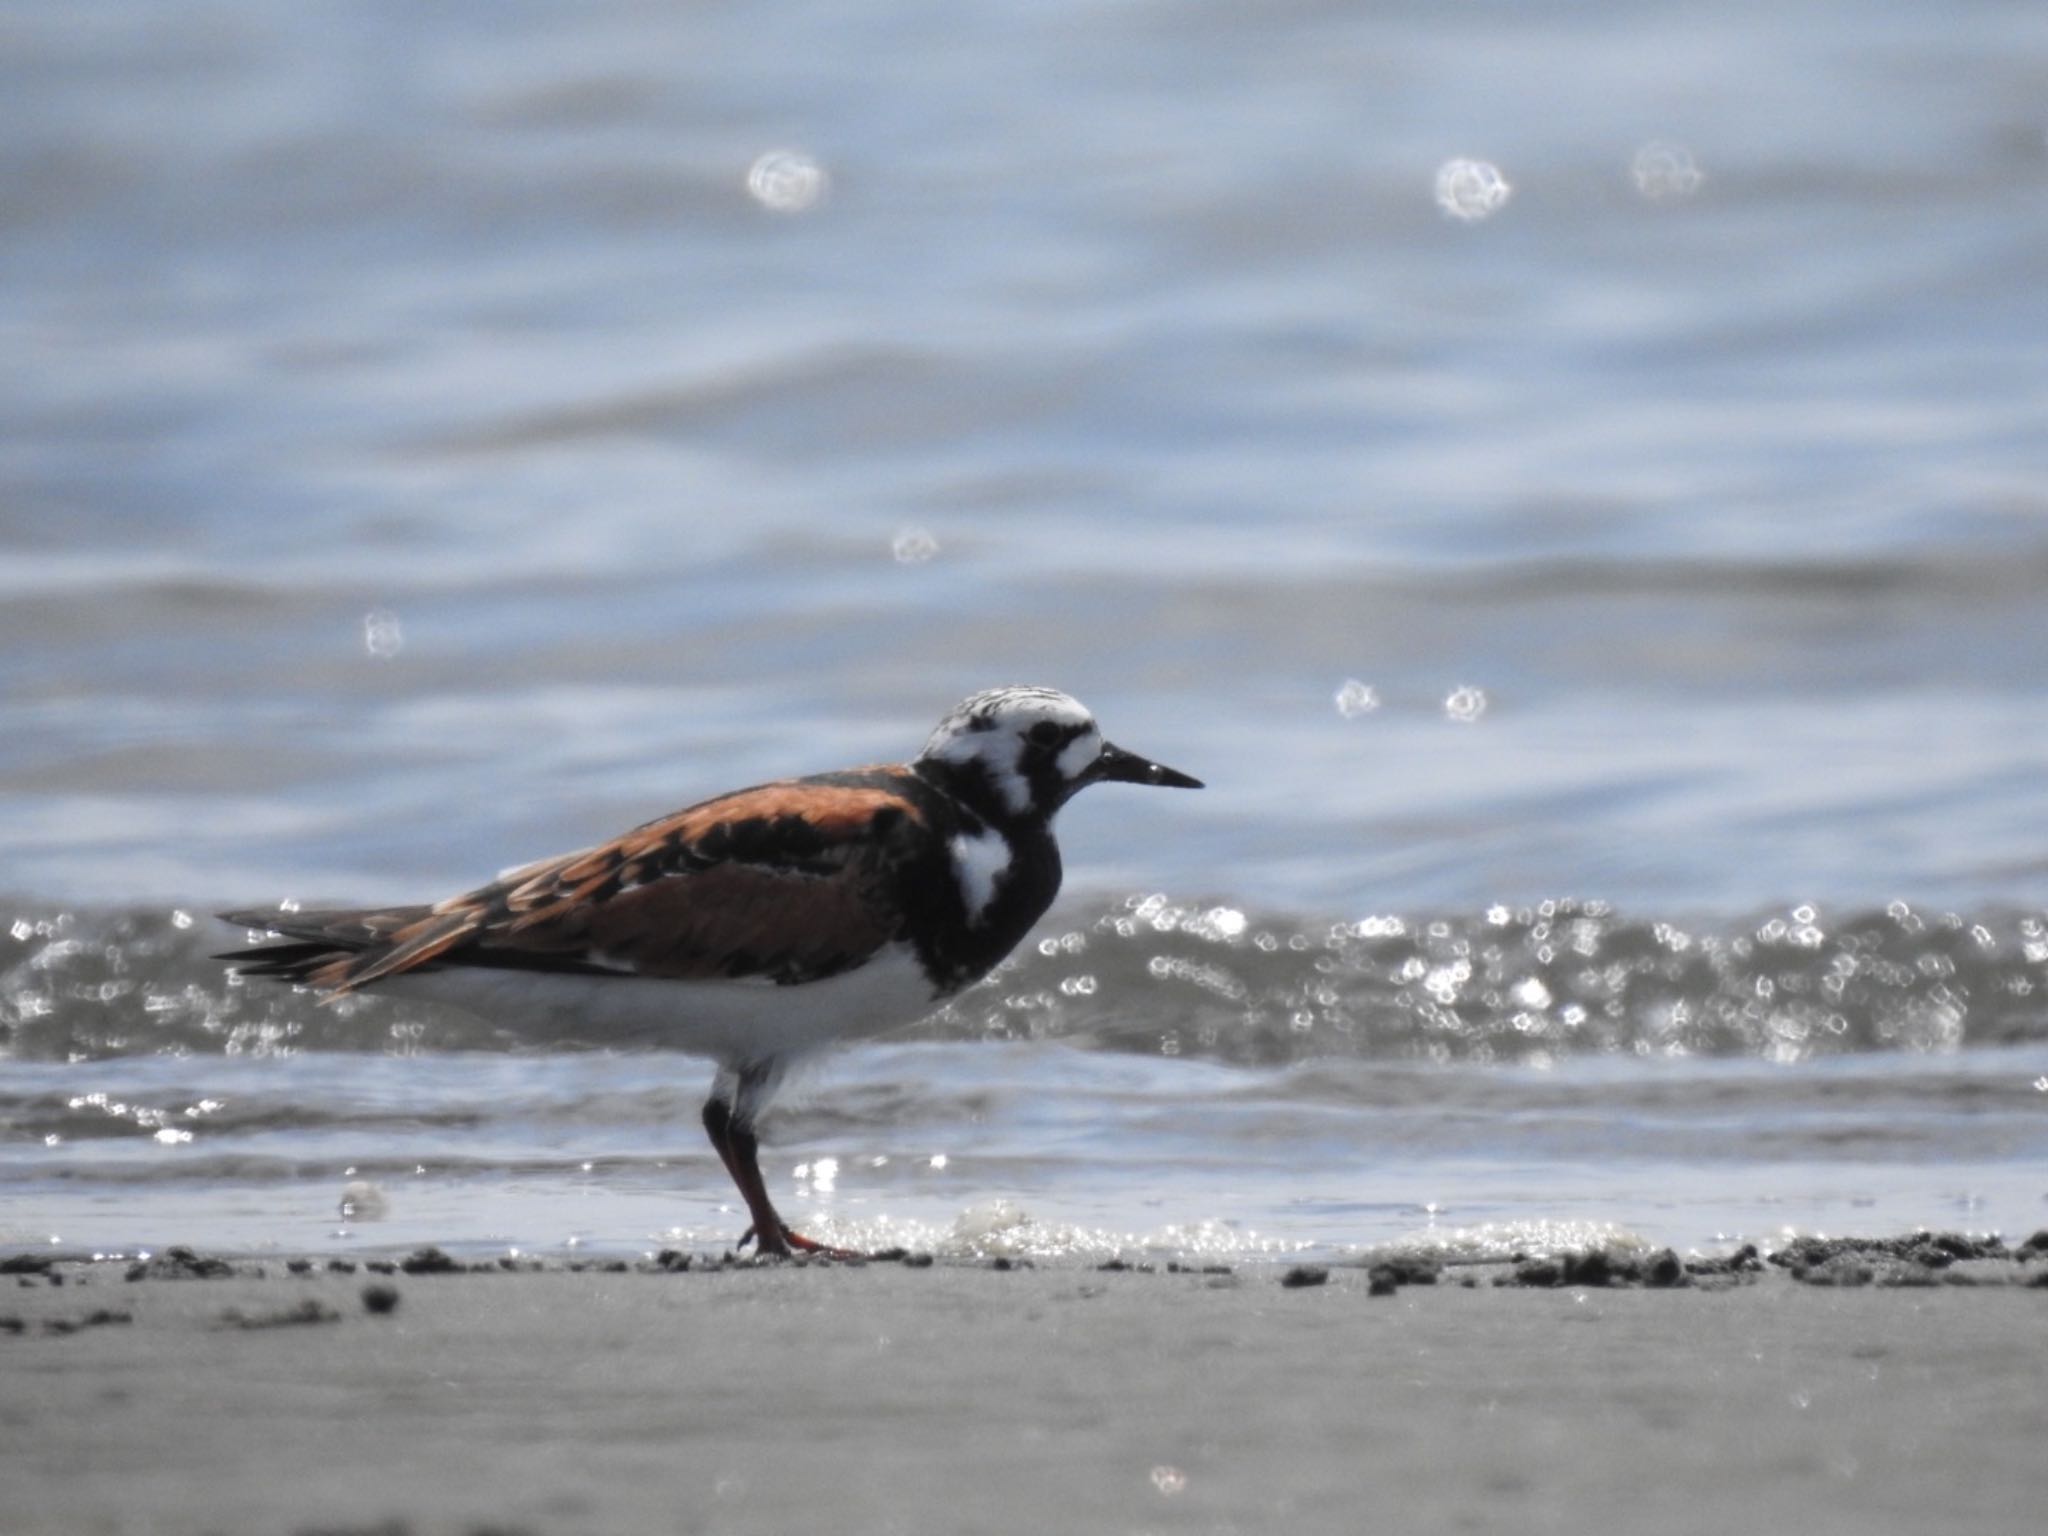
[[1028, 721, 1062, 746]]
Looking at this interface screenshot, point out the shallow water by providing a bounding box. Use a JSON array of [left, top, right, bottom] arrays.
[[5, 899, 2044, 1260], [5, 3, 2048, 1260]]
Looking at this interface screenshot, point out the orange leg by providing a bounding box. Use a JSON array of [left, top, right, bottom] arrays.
[[700, 1097, 861, 1260]]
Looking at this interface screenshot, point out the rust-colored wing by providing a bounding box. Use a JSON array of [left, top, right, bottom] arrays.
[[225, 775, 933, 995]]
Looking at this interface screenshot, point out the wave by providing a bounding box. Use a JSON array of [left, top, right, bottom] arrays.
[[6, 895, 2045, 1067]]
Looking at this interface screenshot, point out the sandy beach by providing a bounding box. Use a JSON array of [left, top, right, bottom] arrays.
[[4, 1243, 2044, 1536]]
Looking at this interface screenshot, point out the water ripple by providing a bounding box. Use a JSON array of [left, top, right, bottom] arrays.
[[7, 896, 2044, 1067]]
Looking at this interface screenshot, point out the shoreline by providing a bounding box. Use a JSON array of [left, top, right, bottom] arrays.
[[6, 1235, 2045, 1536]]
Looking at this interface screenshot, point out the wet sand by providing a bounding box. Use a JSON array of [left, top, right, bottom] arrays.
[[4, 1246, 2045, 1536]]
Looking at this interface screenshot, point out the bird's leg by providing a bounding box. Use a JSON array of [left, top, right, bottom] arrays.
[[700, 1095, 860, 1260]]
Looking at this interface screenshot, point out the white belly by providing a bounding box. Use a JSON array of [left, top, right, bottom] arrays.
[[373, 943, 942, 1065]]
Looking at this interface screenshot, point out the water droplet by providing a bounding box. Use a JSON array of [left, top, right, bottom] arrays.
[[747, 149, 828, 212], [362, 609, 404, 660], [1150, 1465, 1187, 1497], [927, 1153, 948, 1170], [1434, 158, 1512, 221], [1444, 685, 1489, 723], [1333, 678, 1380, 718], [169, 909, 193, 929], [891, 525, 939, 563], [1632, 141, 1703, 201]]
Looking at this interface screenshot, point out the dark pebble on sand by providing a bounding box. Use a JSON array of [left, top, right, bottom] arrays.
[[1687, 1244, 1762, 1277], [1567, 1250, 1616, 1287], [41, 1309, 132, 1336], [0, 1315, 22, 1334], [1281, 1265, 1329, 1289], [399, 1246, 462, 1275], [1378, 1256, 1444, 1286], [1364, 1255, 1441, 1295], [2017, 1230, 2048, 1261], [0, 1254, 56, 1275], [903, 1252, 935, 1268], [1512, 1258, 1564, 1288], [1644, 1249, 1687, 1288], [651, 1249, 693, 1272], [1774, 1232, 2004, 1273], [126, 1246, 235, 1282], [287, 1260, 314, 1276], [326, 1259, 357, 1275], [361, 1283, 401, 1315], [366, 1261, 397, 1275]]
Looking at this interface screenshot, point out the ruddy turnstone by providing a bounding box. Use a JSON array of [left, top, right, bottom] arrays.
[[218, 686, 1201, 1257]]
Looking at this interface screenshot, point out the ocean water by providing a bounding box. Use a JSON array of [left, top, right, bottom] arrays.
[[5, 1, 2047, 1262]]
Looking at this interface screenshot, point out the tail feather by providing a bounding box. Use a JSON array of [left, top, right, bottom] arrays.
[[215, 905, 439, 994], [216, 902, 622, 991], [212, 938, 355, 985]]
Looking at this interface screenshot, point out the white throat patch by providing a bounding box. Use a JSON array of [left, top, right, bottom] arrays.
[[949, 827, 1013, 924]]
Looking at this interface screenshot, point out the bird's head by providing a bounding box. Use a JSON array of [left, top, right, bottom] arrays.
[[915, 686, 1202, 825]]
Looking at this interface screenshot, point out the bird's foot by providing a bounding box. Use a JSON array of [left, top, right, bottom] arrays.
[[737, 1223, 865, 1262]]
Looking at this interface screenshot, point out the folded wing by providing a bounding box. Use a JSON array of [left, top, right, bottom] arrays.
[[220, 778, 928, 995]]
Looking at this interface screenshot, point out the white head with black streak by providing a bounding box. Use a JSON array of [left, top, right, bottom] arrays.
[[916, 686, 1202, 825]]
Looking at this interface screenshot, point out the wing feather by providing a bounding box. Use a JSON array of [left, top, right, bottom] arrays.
[[227, 777, 931, 995]]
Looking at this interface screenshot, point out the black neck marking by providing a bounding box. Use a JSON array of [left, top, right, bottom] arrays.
[[891, 767, 1064, 995]]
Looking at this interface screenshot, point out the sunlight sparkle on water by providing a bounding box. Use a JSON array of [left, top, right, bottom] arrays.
[[1333, 678, 1379, 718], [1150, 1466, 1188, 1498], [891, 525, 939, 563], [1444, 685, 1488, 723], [361, 609, 403, 660], [1370, 1218, 1650, 1265], [1632, 140, 1703, 201], [746, 149, 828, 212], [1434, 158, 1512, 221], [787, 1200, 1297, 1265]]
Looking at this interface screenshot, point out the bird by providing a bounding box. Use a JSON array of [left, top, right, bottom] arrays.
[[217, 686, 1202, 1258]]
